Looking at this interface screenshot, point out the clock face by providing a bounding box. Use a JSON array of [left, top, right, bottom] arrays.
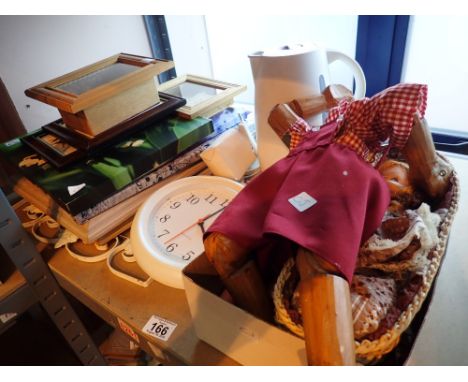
[[150, 186, 234, 262], [131, 176, 243, 289]]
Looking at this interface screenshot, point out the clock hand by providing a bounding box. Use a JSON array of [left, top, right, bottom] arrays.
[[197, 205, 229, 235], [163, 206, 227, 244], [163, 220, 201, 244], [197, 221, 206, 235], [198, 206, 227, 224]]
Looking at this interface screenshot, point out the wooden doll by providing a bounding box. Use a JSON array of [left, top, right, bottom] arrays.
[[204, 84, 452, 365]]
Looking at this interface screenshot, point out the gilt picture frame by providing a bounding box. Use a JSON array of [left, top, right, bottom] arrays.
[[25, 53, 175, 114], [158, 74, 246, 119]]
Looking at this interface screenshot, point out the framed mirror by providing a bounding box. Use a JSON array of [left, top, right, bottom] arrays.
[[159, 74, 246, 119]]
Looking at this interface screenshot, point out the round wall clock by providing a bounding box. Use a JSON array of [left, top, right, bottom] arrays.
[[130, 175, 244, 289]]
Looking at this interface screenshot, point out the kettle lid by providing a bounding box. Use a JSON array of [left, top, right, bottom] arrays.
[[249, 42, 321, 57]]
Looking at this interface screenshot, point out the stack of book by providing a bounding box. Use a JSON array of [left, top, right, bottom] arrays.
[[0, 107, 248, 243]]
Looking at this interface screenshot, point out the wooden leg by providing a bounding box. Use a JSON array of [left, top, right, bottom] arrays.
[[204, 232, 273, 321], [296, 248, 355, 365], [222, 259, 273, 321], [402, 115, 453, 200]]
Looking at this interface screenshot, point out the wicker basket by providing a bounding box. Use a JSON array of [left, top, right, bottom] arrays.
[[273, 158, 460, 365]]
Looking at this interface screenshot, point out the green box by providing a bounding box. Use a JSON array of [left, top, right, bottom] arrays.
[[0, 116, 213, 215]]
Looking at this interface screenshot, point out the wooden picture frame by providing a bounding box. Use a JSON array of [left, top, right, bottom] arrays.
[[25, 53, 173, 113], [42, 92, 185, 153], [21, 131, 85, 168], [21, 92, 186, 169], [25, 53, 175, 136], [158, 74, 246, 119]]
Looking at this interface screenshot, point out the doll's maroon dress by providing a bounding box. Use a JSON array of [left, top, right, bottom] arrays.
[[206, 84, 428, 283]]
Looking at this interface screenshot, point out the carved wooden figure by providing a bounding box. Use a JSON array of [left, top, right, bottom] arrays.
[[203, 84, 452, 366]]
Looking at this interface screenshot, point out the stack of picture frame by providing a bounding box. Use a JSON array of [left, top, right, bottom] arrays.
[[22, 92, 186, 168], [21, 54, 246, 169], [22, 53, 185, 168]]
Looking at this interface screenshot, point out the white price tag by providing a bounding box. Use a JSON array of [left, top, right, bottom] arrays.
[[288, 192, 317, 212], [142, 315, 177, 342]]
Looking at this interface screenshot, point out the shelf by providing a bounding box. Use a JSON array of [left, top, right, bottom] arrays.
[[0, 189, 106, 365], [0, 270, 36, 334], [0, 269, 26, 302], [48, 247, 238, 365]]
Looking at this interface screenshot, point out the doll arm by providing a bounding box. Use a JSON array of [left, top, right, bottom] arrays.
[[288, 84, 353, 119], [268, 85, 353, 149]]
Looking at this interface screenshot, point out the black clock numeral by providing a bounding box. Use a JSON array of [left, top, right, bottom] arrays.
[[183, 250, 195, 261], [219, 198, 230, 207], [166, 243, 178, 253], [204, 193, 218, 204], [186, 194, 200, 205], [159, 214, 171, 223], [157, 229, 170, 238], [169, 201, 181, 209]]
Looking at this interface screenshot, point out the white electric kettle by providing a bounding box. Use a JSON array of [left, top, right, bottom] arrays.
[[249, 43, 366, 170]]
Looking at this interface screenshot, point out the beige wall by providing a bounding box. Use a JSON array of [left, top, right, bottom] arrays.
[[0, 16, 152, 131]]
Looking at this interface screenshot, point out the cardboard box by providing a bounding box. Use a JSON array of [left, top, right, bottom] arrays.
[[183, 254, 307, 366], [183, 253, 433, 366]]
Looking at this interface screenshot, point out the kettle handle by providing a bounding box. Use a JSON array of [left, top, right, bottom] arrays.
[[326, 50, 366, 99]]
